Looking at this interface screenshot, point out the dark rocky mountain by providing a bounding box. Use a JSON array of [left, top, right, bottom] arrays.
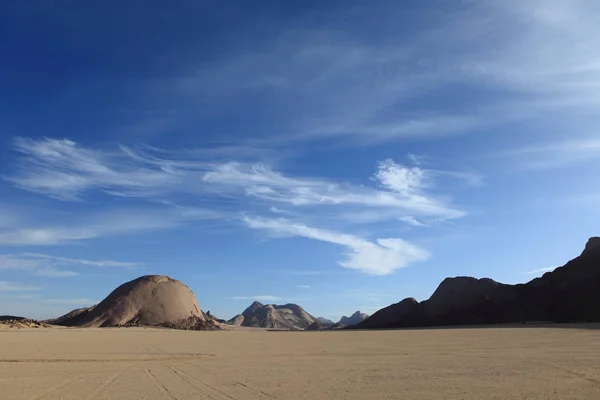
[[49, 275, 218, 330], [356, 298, 423, 330], [356, 237, 600, 329], [229, 301, 316, 329], [338, 311, 369, 326]]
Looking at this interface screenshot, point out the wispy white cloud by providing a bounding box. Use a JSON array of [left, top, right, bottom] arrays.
[[429, 170, 484, 187], [0, 281, 40, 292], [232, 295, 281, 301], [34, 267, 79, 278], [269, 207, 290, 215], [372, 159, 425, 196], [399, 216, 429, 228], [456, 1, 600, 106], [203, 159, 466, 221], [6, 139, 468, 226], [285, 270, 332, 276], [490, 138, 600, 170], [182, 35, 472, 143], [0, 228, 98, 246], [297, 285, 311, 289], [43, 298, 97, 306], [22, 253, 141, 268], [522, 266, 556, 275], [176, 0, 600, 147], [0, 254, 78, 277], [243, 216, 429, 275], [0, 206, 218, 246], [8, 137, 201, 200], [0, 253, 141, 278]]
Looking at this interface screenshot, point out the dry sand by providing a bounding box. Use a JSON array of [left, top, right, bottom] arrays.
[[1, 325, 599, 399]]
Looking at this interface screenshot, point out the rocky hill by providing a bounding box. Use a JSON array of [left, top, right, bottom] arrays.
[[317, 317, 334, 324], [338, 311, 369, 326], [49, 275, 218, 330], [306, 319, 336, 331], [356, 237, 600, 329], [0, 316, 50, 329], [229, 301, 316, 329]]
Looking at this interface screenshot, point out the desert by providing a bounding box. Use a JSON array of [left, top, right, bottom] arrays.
[[1, 325, 599, 400], [2, 237, 600, 399], [3, 3, 600, 397]]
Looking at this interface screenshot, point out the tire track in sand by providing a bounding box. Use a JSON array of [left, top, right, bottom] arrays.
[[83, 370, 123, 400], [524, 359, 600, 388], [164, 362, 237, 400], [148, 343, 277, 400], [138, 350, 179, 400], [29, 375, 87, 400], [147, 343, 238, 400], [175, 356, 277, 399]]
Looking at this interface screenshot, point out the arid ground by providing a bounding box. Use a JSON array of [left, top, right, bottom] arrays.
[[1, 325, 599, 399]]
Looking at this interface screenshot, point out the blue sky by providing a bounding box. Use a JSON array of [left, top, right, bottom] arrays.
[[1, 0, 599, 321]]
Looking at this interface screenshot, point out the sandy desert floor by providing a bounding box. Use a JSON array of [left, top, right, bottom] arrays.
[[1, 325, 599, 400]]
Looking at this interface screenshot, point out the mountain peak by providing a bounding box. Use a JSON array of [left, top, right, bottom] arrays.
[[243, 301, 264, 315], [231, 302, 315, 329], [582, 237, 600, 257], [338, 311, 369, 326]]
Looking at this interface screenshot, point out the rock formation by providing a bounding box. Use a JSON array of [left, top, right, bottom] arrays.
[[317, 317, 334, 325], [49, 275, 218, 330], [338, 311, 369, 326], [229, 301, 316, 329], [356, 237, 600, 329], [0, 316, 49, 328]]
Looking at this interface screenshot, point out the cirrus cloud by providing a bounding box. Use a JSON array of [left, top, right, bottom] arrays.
[[242, 216, 429, 275]]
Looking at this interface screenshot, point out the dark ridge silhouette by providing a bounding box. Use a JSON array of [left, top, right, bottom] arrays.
[[1, 315, 27, 321], [356, 237, 600, 329]]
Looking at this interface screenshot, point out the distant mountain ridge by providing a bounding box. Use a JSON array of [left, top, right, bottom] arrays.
[[316, 317, 334, 324], [338, 311, 369, 326], [356, 237, 600, 329], [229, 301, 316, 329]]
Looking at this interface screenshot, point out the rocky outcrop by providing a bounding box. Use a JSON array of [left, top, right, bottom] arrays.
[[50, 275, 218, 330], [229, 301, 316, 329], [306, 320, 334, 331], [356, 298, 423, 329], [355, 237, 600, 329], [338, 311, 369, 326], [520, 236, 600, 322], [0, 316, 50, 328], [203, 310, 226, 324], [316, 317, 334, 325]]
